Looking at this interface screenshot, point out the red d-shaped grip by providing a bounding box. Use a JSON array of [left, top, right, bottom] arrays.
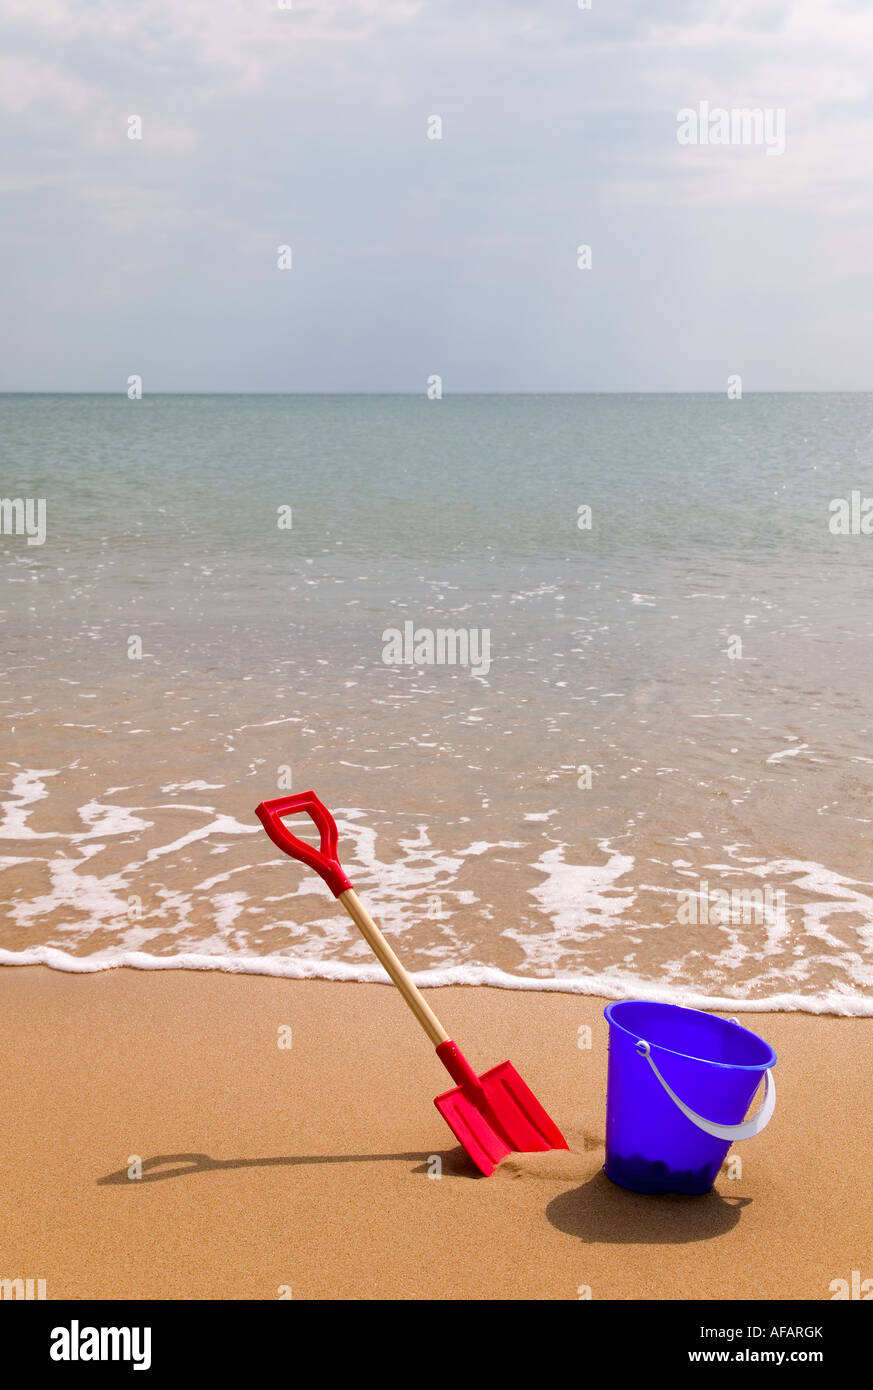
[[255, 791, 353, 897]]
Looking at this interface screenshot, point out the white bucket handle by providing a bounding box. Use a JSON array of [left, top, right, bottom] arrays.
[[635, 1038, 776, 1142]]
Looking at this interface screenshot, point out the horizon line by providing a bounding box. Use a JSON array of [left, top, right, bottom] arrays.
[[0, 389, 870, 398]]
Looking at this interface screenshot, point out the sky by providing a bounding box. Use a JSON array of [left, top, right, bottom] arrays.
[[1, 0, 871, 392]]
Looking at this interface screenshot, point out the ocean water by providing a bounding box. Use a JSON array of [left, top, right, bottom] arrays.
[[2, 393, 872, 1012]]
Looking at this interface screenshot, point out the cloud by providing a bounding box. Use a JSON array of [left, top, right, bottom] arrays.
[[0, 0, 871, 389]]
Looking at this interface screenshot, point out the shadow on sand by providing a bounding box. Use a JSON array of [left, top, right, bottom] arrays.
[[99, 1148, 750, 1245], [546, 1168, 751, 1244], [97, 1147, 477, 1186]]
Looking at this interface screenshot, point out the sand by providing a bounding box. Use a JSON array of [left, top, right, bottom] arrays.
[[0, 966, 867, 1300]]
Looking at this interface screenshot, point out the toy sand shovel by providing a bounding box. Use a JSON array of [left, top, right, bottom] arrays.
[[255, 791, 568, 1175]]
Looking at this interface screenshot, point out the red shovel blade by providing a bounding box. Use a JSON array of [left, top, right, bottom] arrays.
[[434, 1056, 569, 1177]]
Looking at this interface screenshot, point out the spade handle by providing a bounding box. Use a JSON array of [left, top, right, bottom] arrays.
[[338, 889, 449, 1046], [255, 792, 449, 1046]]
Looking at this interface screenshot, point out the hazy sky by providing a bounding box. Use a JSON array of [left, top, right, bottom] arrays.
[[1, 0, 871, 391]]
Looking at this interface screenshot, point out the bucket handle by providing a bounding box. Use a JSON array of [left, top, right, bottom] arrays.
[[635, 1039, 776, 1142]]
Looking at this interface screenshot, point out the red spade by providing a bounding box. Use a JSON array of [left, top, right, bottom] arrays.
[[255, 791, 568, 1176]]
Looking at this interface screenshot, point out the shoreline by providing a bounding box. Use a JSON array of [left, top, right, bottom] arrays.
[[1, 965, 868, 1300], [2, 948, 872, 1017]]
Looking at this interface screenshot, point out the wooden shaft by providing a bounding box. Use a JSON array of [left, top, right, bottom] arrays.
[[338, 889, 449, 1046]]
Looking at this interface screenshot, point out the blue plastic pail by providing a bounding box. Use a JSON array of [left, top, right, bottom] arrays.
[[604, 1001, 777, 1195]]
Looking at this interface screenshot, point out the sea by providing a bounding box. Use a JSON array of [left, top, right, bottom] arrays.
[[2, 392, 872, 1013]]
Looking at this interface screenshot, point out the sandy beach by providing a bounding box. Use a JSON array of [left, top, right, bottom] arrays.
[[0, 966, 866, 1301]]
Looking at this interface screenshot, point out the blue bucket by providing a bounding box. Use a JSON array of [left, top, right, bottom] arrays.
[[604, 1001, 777, 1195]]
